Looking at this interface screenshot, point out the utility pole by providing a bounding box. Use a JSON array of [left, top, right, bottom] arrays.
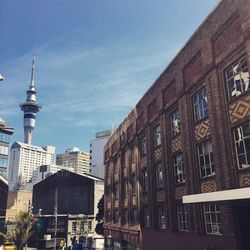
[[54, 187, 58, 250]]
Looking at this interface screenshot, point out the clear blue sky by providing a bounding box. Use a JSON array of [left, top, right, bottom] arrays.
[[0, 0, 219, 154]]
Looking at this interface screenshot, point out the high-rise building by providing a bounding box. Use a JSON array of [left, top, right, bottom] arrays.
[[104, 0, 250, 249], [56, 147, 90, 175], [90, 130, 111, 179], [8, 142, 55, 190], [20, 55, 41, 145], [0, 119, 13, 177]]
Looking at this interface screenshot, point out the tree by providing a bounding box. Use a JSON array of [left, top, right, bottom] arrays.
[[0, 211, 36, 250], [95, 195, 104, 235]]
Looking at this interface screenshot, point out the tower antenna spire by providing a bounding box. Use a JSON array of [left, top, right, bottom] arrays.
[[30, 50, 35, 87]]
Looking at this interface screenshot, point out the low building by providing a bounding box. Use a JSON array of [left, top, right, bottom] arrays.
[[0, 175, 8, 233], [90, 130, 111, 179], [104, 0, 250, 249], [32, 170, 104, 248]]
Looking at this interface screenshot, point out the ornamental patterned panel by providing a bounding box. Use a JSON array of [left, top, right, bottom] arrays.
[[194, 119, 210, 141], [154, 147, 162, 162], [229, 94, 250, 124], [140, 157, 147, 168], [239, 172, 250, 187], [175, 186, 185, 199], [201, 180, 217, 193], [157, 190, 164, 201], [171, 135, 183, 153]]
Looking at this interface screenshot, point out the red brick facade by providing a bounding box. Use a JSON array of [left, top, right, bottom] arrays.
[[104, 0, 250, 249]]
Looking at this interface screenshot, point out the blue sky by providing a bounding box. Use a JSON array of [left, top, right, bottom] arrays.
[[0, 0, 219, 154]]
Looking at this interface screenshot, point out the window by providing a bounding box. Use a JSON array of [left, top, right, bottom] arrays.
[[203, 204, 221, 235], [177, 205, 189, 231], [123, 209, 128, 224], [132, 208, 138, 225], [143, 207, 150, 228], [0, 145, 8, 156], [197, 140, 214, 177], [131, 175, 136, 195], [156, 162, 164, 189], [0, 132, 10, 143], [123, 180, 128, 198], [129, 144, 135, 165], [154, 124, 161, 148], [114, 210, 119, 224], [114, 183, 119, 199], [225, 56, 249, 100], [193, 88, 208, 122], [140, 136, 147, 156], [113, 159, 118, 173], [157, 206, 166, 229], [72, 222, 76, 234], [173, 153, 185, 184], [141, 169, 149, 192], [234, 122, 250, 169], [171, 109, 181, 136]]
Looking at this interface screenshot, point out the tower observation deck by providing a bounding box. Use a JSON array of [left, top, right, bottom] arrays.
[[20, 55, 41, 145]]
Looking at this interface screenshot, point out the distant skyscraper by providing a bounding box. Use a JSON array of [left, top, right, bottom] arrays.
[[20, 55, 41, 145], [56, 147, 90, 175], [8, 142, 55, 190], [90, 130, 110, 179], [0, 119, 13, 177]]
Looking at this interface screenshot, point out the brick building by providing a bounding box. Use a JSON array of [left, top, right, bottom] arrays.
[[103, 0, 250, 249]]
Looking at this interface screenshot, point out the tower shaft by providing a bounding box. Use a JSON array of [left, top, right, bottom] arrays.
[[20, 55, 41, 144]]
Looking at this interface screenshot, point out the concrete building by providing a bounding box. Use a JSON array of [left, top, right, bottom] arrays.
[[8, 141, 55, 190], [0, 175, 8, 233], [90, 130, 111, 179], [104, 0, 250, 249], [56, 147, 90, 175], [32, 170, 104, 248], [0, 119, 14, 177], [6, 190, 32, 222]]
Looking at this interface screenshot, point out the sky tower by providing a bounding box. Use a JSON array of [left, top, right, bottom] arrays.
[[20, 55, 41, 145]]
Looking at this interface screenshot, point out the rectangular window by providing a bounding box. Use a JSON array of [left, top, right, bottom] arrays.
[[156, 162, 164, 189], [193, 88, 208, 122], [225, 56, 249, 100], [171, 109, 181, 136], [140, 136, 147, 156], [114, 183, 119, 199], [197, 140, 214, 177], [123, 180, 128, 198], [234, 122, 250, 169], [143, 207, 150, 228], [141, 169, 149, 192], [113, 159, 118, 173], [203, 204, 221, 235], [114, 210, 119, 224], [154, 124, 161, 148], [123, 209, 128, 225], [128, 144, 135, 165], [173, 153, 185, 184], [131, 175, 136, 195], [158, 206, 166, 229], [132, 208, 138, 225], [177, 205, 189, 231]]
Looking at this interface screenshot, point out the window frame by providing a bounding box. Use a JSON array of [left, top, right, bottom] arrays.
[[203, 204, 222, 235], [173, 153, 185, 184], [234, 122, 250, 169], [176, 204, 189, 231], [171, 109, 181, 136], [193, 88, 208, 122], [153, 124, 161, 148], [197, 140, 214, 178], [140, 135, 147, 156], [156, 162, 164, 189], [141, 168, 149, 192], [143, 206, 150, 228], [225, 56, 249, 101], [157, 205, 166, 229]]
